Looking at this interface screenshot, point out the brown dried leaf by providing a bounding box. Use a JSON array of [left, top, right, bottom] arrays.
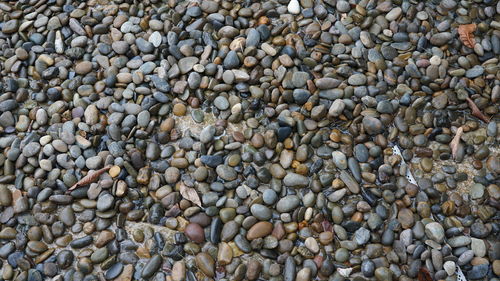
[[67, 165, 112, 192], [466, 97, 490, 123], [418, 267, 433, 281], [450, 126, 464, 159], [179, 183, 202, 207], [458, 23, 476, 48]]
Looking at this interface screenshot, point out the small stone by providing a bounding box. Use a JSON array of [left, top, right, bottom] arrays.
[[304, 237, 319, 253], [216, 165, 237, 181], [178, 57, 199, 74], [443, 261, 456, 276], [348, 73, 367, 85], [288, 0, 301, 14], [142, 255, 162, 278], [195, 253, 215, 277], [185, 223, 205, 243], [247, 221, 273, 240], [217, 242, 233, 265], [149, 31, 162, 47], [430, 32, 452, 46], [171, 261, 186, 281], [283, 173, 309, 188], [276, 195, 300, 213], [386, 7, 402, 21], [425, 222, 445, 243]]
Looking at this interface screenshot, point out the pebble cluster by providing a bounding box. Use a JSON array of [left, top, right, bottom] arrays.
[[0, 0, 499, 280]]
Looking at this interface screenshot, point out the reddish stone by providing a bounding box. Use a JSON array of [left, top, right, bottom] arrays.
[[184, 223, 205, 243]]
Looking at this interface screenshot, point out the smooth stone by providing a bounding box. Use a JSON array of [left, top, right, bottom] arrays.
[[332, 151, 347, 169], [246, 221, 273, 240], [184, 223, 205, 243], [200, 125, 216, 143], [465, 66, 484, 78], [263, 189, 278, 205], [292, 72, 309, 88], [348, 73, 367, 85], [430, 32, 452, 46], [217, 242, 233, 265], [362, 260, 375, 277], [374, 267, 392, 281], [105, 263, 124, 280], [425, 222, 445, 243], [142, 255, 162, 278], [362, 116, 383, 135], [444, 261, 456, 276], [251, 204, 272, 221], [223, 51, 240, 69], [276, 195, 300, 213], [171, 261, 186, 281], [216, 165, 237, 181], [195, 253, 215, 277], [97, 193, 114, 211], [178, 57, 199, 74], [284, 256, 296, 281], [283, 173, 309, 188], [288, 0, 301, 14], [467, 264, 489, 279], [470, 238, 486, 257], [214, 96, 229, 110]]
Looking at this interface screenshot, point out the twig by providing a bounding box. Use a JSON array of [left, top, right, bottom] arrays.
[[67, 165, 112, 192], [465, 97, 490, 123], [450, 126, 464, 159]]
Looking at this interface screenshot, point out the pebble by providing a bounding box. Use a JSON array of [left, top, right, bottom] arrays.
[[276, 195, 300, 213], [195, 253, 215, 277], [247, 222, 273, 240], [142, 255, 162, 278], [184, 223, 205, 243], [425, 222, 445, 243], [288, 0, 301, 14], [283, 173, 309, 187]]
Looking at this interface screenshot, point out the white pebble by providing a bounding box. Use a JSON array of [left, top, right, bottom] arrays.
[[149, 31, 162, 47], [443, 261, 456, 276], [288, 0, 301, 14], [430, 55, 441, 65]]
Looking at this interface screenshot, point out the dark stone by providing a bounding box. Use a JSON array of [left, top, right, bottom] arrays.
[[277, 127, 292, 142], [70, 236, 93, 248], [200, 155, 223, 168]]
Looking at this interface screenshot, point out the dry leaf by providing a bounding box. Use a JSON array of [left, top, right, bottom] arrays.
[[67, 165, 112, 192], [417, 267, 433, 281], [465, 97, 490, 123], [180, 183, 202, 207], [450, 126, 464, 159], [458, 23, 476, 48]]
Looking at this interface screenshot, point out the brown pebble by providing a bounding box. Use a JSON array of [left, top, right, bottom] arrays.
[[173, 103, 187, 116], [247, 221, 273, 240], [246, 259, 262, 280]]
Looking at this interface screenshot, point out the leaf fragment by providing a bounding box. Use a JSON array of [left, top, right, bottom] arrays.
[[458, 23, 476, 48], [417, 267, 433, 281], [180, 183, 202, 207], [465, 97, 490, 123], [67, 165, 112, 192], [450, 126, 464, 159]]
